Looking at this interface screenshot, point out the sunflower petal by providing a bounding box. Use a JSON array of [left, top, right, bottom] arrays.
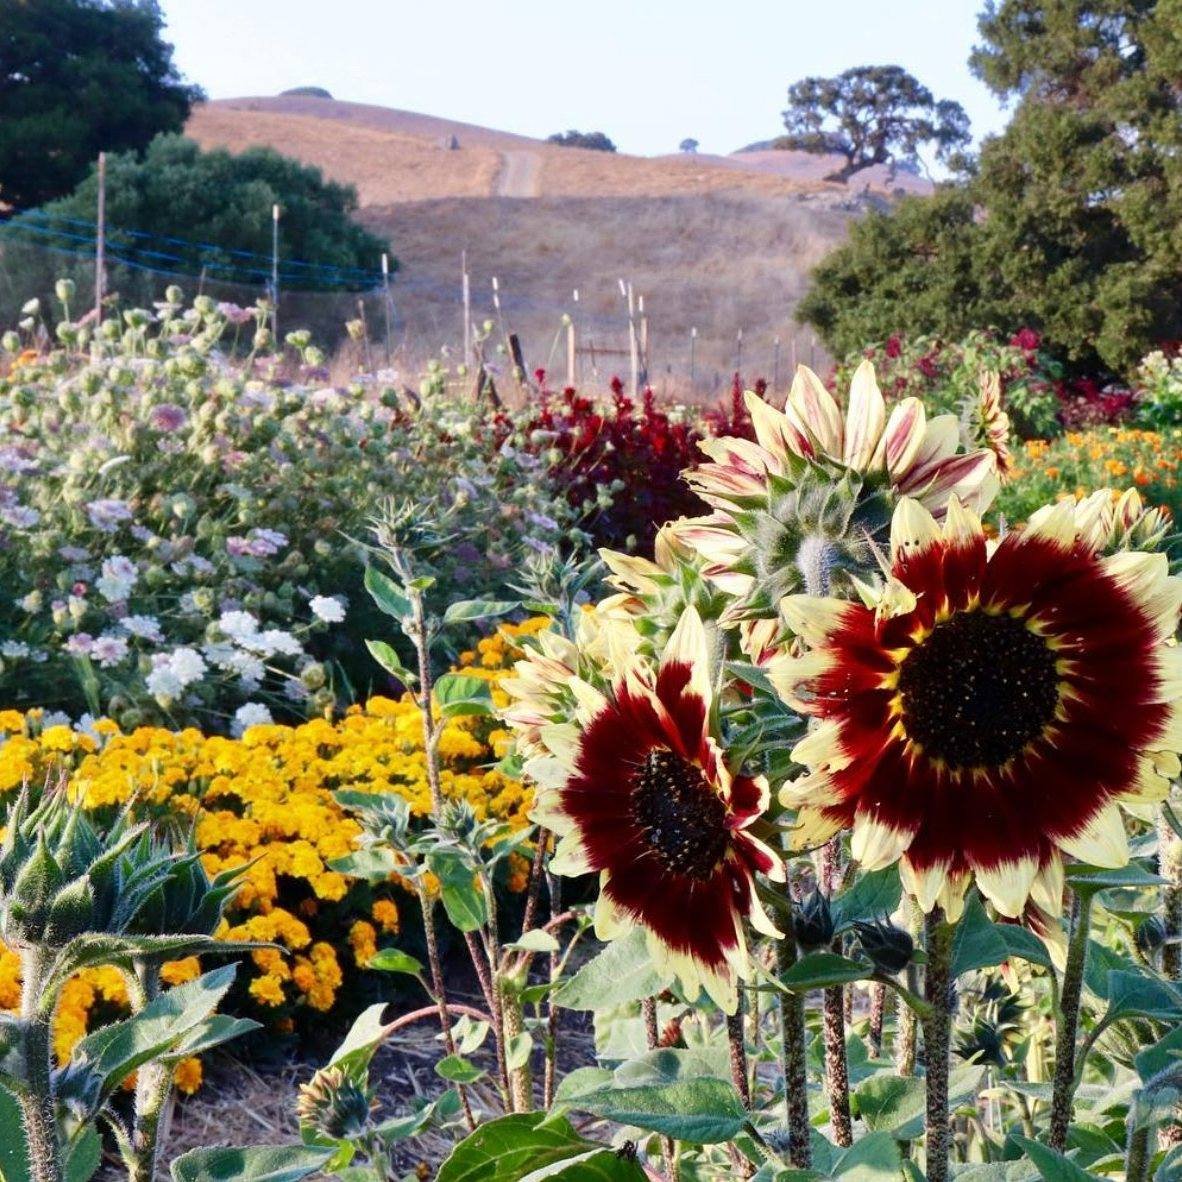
[[1057, 802, 1129, 869], [780, 594, 854, 647], [974, 856, 1039, 918], [787, 365, 844, 457], [843, 359, 886, 470], [899, 857, 948, 913], [890, 497, 942, 560], [851, 813, 913, 871]]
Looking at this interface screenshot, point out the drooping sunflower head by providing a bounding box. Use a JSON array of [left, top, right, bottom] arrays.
[[521, 606, 783, 1013], [681, 362, 998, 620], [960, 370, 1013, 481], [776, 495, 1182, 924]]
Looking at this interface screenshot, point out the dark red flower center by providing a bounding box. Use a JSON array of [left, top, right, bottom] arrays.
[[630, 749, 729, 879], [897, 610, 1060, 769]]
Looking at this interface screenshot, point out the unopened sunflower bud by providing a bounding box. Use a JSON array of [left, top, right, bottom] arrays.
[[1, 331, 18, 353], [854, 919, 914, 975], [345, 319, 365, 342], [793, 889, 834, 951], [296, 1066, 371, 1140], [54, 279, 76, 304]]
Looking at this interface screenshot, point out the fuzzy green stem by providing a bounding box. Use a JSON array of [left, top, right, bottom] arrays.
[[1049, 889, 1092, 1152], [1160, 812, 1182, 980], [922, 909, 954, 1182], [644, 997, 678, 1177], [726, 1005, 752, 1109], [868, 982, 886, 1057], [819, 838, 852, 1148], [775, 930, 812, 1168], [19, 950, 64, 1182], [1125, 1121, 1152, 1182], [501, 979, 532, 1112], [126, 961, 172, 1182]]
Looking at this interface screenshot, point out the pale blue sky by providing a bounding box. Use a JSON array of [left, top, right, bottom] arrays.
[[159, 0, 1011, 159]]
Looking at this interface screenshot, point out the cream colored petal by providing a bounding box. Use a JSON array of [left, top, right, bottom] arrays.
[[594, 885, 633, 941], [662, 605, 712, 710], [910, 452, 999, 517], [791, 719, 850, 773], [1030, 856, 1064, 916], [526, 789, 569, 832], [1024, 498, 1079, 546], [744, 389, 808, 462], [1155, 646, 1182, 704], [746, 881, 784, 937], [599, 548, 665, 594], [780, 593, 853, 647], [914, 413, 961, 465], [938, 872, 971, 923], [851, 813, 914, 871], [899, 856, 948, 913], [890, 497, 942, 560], [522, 754, 571, 791], [875, 576, 918, 623], [787, 365, 844, 457], [765, 650, 835, 708], [942, 495, 983, 546], [568, 677, 608, 725], [874, 396, 927, 477], [843, 359, 886, 470], [1104, 552, 1182, 640], [778, 767, 841, 809], [790, 806, 844, 851], [550, 830, 595, 876], [1056, 802, 1130, 868], [1153, 749, 1182, 778], [1118, 756, 1171, 805], [973, 856, 1039, 919], [540, 722, 581, 768]]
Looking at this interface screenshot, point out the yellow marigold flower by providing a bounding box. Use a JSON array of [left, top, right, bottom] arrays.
[[173, 1057, 203, 1095], [371, 898, 400, 934], [348, 920, 377, 967], [249, 975, 287, 1007], [161, 958, 202, 987]]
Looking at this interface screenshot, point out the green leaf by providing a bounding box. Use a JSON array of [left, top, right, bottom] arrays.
[[170, 1146, 333, 1182], [553, 927, 667, 1010], [0, 1087, 29, 1182], [364, 567, 411, 620], [367, 948, 424, 978], [327, 1003, 390, 1076], [1065, 863, 1164, 892], [1103, 970, 1182, 1023], [434, 673, 494, 719], [779, 952, 870, 992], [832, 1131, 903, 1180], [830, 867, 902, 933], [559, 1048, 748, 1144], [951, 892, 1053, 978], [435, 1054, 485, 1084], [426, 849, 489, 932], [506, 1032, 533, 1072], [160, 1015, 260, 1065], [328, 848, 400, 882], [506, 929, 560, 953], [1134, 1024, 1182, 1083], [436, 1113, 645, 1181], [66, 1126, 101, 1182], [443, 599, 520, 625], [856, 1064, 985, 1140], [71, 965, 239, 1104], [1011, 1136, 1103, 1181], [364, 639, 415, 683]]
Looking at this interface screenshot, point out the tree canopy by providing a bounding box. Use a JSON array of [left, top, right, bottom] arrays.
[[778, 65, 970, 182], [799, 1, 1182, 377], [547, 130, 617, 152], [0, 0, 201, 208]]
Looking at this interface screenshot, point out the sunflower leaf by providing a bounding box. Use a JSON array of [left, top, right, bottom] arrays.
[[434, 673, 494, 719], [830, 867, 902, 932], [426, 849, 489, 932], [1065, 863, 1164, 892], [950, 893, 1052, 978], [442, 599, 520, 625], [1011, 1135, 1103, 1181], [553, 928, 667, 1010], [779, 952, 870, 992], [363, 567, 412, 620]]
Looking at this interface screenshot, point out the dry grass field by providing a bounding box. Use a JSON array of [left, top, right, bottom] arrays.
[[187, 96, 918, 388]]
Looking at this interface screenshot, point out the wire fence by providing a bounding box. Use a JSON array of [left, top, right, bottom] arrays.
[[0, 213, 829, 399]]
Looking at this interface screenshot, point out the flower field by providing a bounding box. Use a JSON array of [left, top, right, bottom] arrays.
[[1, 289, 1181, 1182]]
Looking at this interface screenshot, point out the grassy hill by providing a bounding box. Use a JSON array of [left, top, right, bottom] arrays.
[[186, 96, 914, 393]]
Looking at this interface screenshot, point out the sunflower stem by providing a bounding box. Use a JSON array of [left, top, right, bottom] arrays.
[[17, 949, 65, 1182], [1158, 809, 1182, 980], [921, 908, 955, 1182], [727, 1005, 752, 1109], [819, 838, 853, 1148], [775, 927, 812, 1168], [642, 997, 679, 1179], [896, 901, 922, 1076], [1049, 888, 1093, 1151], [1125, 1118, 1153, 1182], [868, 981, 886, 1058]]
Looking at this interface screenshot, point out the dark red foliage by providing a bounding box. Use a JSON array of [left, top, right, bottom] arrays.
[[508, 372, 758, 551], [1056, 376, 1136, 429]]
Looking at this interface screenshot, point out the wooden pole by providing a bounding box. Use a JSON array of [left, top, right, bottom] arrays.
[[381, 252, 393, 366], [690, 326, 697, 391], [773, 336, 781, 394], [736, 328, 743, 377], [94, 151, 106, 323], [790, 335, 798, 374], [623, 279, 639, 398], [566, 288, 578, 388], [270, 203, 280, 339], [461, 251, 472, 369], [638, 293, 649, 389]]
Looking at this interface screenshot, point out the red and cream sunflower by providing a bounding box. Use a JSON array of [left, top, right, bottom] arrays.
[[677, 362, 998, 616], [523, 607, 783, 1012], [775, 496, 1182, 924]]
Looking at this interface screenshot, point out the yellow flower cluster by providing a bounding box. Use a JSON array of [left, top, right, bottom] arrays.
[[0, 621, 542, 1066]]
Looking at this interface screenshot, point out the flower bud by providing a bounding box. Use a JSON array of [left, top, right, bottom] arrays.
[[853, 919, 914, 975], [792, 889, 834, 951], [55, 279, 76, 304], [296, 1066, 371, 1140]]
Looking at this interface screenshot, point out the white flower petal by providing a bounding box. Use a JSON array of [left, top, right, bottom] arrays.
[[1056, 802, 1129, 869], [842, 359, 886, 470]]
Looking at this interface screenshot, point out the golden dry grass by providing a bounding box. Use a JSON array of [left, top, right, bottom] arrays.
[[186, 97, 870, 388]]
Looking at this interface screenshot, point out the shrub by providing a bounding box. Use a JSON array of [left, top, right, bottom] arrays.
[[835, 328, 1062, 439], [546, 131, 616, 152], [0, 620, 540, 1037], [0, 292, 578, 728], [1132, 349, 1182, 429]]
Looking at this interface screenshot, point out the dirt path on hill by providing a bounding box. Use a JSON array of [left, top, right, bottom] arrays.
[[496, 150, 541, 196]]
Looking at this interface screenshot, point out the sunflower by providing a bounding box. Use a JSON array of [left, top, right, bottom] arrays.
[[961, 370, 1013, 481], [775, 496, 1182, 923], [679, 362, 998, 617], [1032, 487, 1173, 557], [522, 607, 783, 1011]]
